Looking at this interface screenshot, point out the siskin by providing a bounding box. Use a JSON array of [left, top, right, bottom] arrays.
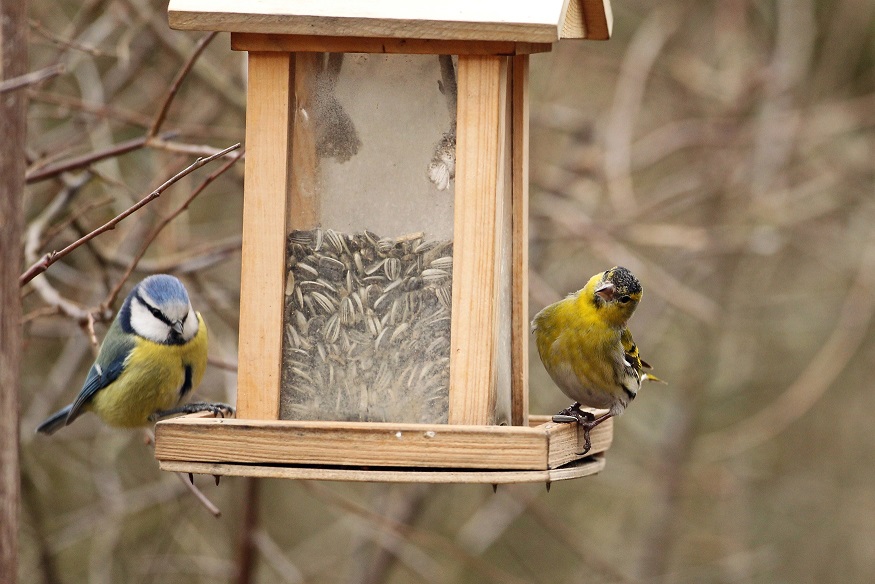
[[531, 266, 663, 454]]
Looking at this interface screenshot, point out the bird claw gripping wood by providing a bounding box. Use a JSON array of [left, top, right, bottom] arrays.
[[552, 402, 597, 456], [150, 402, 236, 422]]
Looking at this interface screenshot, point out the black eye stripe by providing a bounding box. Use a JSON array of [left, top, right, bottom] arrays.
[[135, 292, 174, 326]]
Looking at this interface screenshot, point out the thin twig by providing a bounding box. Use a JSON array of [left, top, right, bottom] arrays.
[[143, 429, 222, 518], [81, 312, 99, 351], [38, 195, 114, 250], [83, 235, 242, 275], [25, 131, 177, 184], [29, 18, 107, 57], [146, 137, 238, 158], [28, 90, 151, 127], [0, 63, 65, 94], [102, 149, 243, 308], [148, 31, 218, 138], [174, 472, 221, 518], [22, 174, 97, 323], [19, 143, 241, 286]]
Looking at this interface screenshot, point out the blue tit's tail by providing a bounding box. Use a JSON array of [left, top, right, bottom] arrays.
[[36, 405, 73, 435]]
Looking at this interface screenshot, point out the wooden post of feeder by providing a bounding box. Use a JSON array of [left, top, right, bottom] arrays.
[[237, 51, 293, 420], [511, 55, 530, 427], [449, 54, 509, 425]]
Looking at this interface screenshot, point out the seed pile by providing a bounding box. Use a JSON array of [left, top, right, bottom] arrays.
[[281, 228, 453, 423]]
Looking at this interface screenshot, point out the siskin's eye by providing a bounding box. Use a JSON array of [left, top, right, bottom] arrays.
[[619, 295, 632, 304]]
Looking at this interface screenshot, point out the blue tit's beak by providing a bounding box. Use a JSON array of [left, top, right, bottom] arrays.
[[595, 282, 615, 302], [171, 321, 184, 336]]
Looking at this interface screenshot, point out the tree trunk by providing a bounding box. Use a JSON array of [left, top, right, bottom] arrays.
[[0, 0, 28, 581]]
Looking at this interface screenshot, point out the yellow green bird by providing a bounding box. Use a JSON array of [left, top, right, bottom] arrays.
[[531, 266, 663, 454], [37, 274, 232, 435]]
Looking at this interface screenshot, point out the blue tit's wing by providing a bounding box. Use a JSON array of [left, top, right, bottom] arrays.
[[66, 331, 134, 425]]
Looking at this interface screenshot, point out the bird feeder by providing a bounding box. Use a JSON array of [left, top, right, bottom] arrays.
[[155, 0, 615, 484]]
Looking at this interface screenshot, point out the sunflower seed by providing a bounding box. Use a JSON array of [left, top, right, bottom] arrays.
[[282, 229, 454, 423]]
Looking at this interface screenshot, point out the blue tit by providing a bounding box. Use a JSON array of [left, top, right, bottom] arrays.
[[37, 274, 231, 435]]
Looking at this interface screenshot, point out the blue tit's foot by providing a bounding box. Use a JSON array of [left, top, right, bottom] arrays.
[[150, 402, 236, 422]]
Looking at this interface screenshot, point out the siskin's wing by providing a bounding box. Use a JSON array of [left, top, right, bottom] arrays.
[[621, 327, 666, 384], [620, 327, 644, 375]]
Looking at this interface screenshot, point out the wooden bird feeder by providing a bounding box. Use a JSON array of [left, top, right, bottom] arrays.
[[155, 0, 615, 484]]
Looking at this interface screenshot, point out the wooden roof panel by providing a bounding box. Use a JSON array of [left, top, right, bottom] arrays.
[[168, 0, 611, 42]]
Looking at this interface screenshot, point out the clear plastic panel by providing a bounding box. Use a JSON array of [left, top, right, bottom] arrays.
[[281, 53, 456, 423]]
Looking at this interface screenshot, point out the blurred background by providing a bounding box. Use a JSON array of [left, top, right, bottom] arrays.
[[17, 0, 875, 582]]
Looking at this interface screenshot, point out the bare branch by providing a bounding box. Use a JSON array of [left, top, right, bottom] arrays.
[[0, 63, 65, 94], [102, 149, 243, 308], [174, 472, 221, 518], [146, 137, 237, 158], [148, 31, 218, 138], [19, 143, 241, 287], [25, 132, 176, 184]]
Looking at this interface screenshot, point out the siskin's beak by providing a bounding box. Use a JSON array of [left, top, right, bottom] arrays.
[[595, 282, 615, 302], [171, 321, 184, 336]]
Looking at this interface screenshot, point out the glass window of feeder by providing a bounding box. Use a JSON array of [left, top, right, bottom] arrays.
[[281, 53, 457, 423]]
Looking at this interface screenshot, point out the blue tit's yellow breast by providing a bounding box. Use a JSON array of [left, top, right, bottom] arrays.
[[90, 315, 208, 428]]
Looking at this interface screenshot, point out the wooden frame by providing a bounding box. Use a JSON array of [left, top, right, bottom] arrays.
[[169, 0, 612, 42], [236, 51, 292, 420], [154, 1, 616, 483], [155, 415, 612, 483], [234, 46, 527, 429], [159, 456, 606, 484]]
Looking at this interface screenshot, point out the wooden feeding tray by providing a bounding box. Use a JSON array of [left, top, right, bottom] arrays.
[[156, 414, 611, 483], [154, 0, 614, 484]]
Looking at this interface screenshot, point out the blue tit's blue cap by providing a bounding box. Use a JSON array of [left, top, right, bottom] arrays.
[[137, 274, 191, 305]]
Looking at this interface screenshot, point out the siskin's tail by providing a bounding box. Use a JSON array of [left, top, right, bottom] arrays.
[[642, 373, 668, 385], [36, 405, 73, 435]]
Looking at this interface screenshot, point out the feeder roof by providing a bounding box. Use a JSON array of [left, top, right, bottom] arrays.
[[168, 0, 612, 42]]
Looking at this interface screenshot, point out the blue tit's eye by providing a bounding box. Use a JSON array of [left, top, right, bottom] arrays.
[[619, 295, 632, 304], [136, 293, 172, 325]]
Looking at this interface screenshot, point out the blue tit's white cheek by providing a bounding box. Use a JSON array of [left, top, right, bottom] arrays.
[[182, 307, 198, 341], [130, 297, 172, 343]]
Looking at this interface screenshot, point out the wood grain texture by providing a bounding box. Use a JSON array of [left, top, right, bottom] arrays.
[[159, 455, 606, 484], [448, 55, 508, 425], [153, 413, 611, 470], [231, 34, 552, 55], [493, 58, 514, 426], [170, 0, 568, 42], [510, 55, 530, 427], [562, 0, 613, 40], [237, 52, 293, 420]]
